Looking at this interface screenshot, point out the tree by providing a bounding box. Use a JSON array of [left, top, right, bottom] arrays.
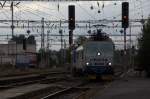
[[137, 17, 150, 76]]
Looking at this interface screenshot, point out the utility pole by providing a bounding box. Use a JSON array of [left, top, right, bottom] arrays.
[[124, 28, 126, 54], [41, 18, 45, 67], [64, 39, 66, 64], [129, 23, 132, 48], [11, 2, 14, 37], [47, 30, 50, 67], [41, 18, 45, 49], [59, 29, 63, 50], [47, 30, 50, 50], [59, 29, 63, 64], [0, 1, 20, 37], [129, 22, 132, 63]]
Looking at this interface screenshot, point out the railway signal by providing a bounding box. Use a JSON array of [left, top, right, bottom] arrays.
[[68, 5, 75, 47], [122, 2, 129, 54], [68, 5, 75, 30], [122, 2, 129, 28]]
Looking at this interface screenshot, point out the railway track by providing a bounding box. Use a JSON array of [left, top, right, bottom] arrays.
[[39, 80, 112, 99], [0, 71, 74, 99], [0, 69, 122, 99], [0, 78, 113, 99], [39, 81, 88, 99], [1, 77, 84, 99], [41, 87, 89, 99], [0, 75, 115, 99], [36, 70, 124, 99], [0, 77, 66, 91], [0, 71, 70, 91]]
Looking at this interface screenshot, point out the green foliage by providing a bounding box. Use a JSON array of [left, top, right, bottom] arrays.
[[137, 17, 150, 75]]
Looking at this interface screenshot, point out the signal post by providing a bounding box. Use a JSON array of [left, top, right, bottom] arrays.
[[68, 5, 75, 64], [122, 2, 129, 54], [122, 2, 129, 71]]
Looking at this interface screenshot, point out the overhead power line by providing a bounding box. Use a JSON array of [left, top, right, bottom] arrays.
[[0, 19, 147, 23], [0, 0, 127, 1], [0, 34, 139, 37], [0, 24, 143, 28]]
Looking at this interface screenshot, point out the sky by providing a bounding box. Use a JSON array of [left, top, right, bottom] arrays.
[[0, 0, 149, 51]]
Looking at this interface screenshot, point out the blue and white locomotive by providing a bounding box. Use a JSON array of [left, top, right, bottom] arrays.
[[72, 29, 114, 79]]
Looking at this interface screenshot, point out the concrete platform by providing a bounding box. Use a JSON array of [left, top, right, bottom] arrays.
[[93, 78, 150, 99], [0, 84, 51, 99]]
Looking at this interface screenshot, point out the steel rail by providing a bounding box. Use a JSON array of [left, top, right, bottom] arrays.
[[40, 82, 89, 99], [0, 71, 70, 90]]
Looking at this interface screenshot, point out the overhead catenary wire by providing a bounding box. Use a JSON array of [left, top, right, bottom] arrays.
[[76, 2, 97, 20], [0, 0, 147, 50], [19, 2, 66, 21]]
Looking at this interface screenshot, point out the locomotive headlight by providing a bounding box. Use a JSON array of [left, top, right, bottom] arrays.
[[86, 62, 89, 66], [97, 52, 101, 56], [108, 62, 112, 66]]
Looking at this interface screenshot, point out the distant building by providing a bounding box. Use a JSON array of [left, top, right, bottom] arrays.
[[0, 38, 36, 66]]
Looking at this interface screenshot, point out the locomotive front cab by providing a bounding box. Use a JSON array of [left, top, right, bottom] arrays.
[[84, 41, 114, 75]]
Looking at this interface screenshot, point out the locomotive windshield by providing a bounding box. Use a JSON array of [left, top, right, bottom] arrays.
[[85, 42, 114, 56]]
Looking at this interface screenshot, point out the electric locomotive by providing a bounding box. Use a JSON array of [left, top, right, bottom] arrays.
[[72, 29, 114, 79]]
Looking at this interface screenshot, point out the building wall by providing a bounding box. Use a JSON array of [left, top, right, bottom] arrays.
[[16, 44, 36, 54], [0, 41, 36, 65]]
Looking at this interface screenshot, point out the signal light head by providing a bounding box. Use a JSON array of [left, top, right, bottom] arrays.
[[122, 2, 129, 28], [123, 16, 127, 19], [70, 18, 74, 21], [68, 5, 75, 30]]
